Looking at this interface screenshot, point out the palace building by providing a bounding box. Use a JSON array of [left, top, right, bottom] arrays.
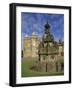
[[23, 22, 64, 59], [23, 32, 40, 58]]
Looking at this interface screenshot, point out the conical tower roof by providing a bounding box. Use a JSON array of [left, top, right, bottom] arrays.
[[45, 21, 50, 29], [43, 21, 54, 42]]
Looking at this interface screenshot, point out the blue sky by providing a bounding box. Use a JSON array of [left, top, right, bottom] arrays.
[[21, 12, 64, 49]]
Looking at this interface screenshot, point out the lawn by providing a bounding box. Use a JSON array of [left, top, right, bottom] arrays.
[[21, 58, 64, 77]]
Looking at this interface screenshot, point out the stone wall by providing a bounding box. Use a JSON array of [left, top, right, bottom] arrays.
[[32, 60, 64, 73]]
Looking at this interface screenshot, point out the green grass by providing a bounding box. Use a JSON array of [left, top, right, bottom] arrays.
[[21, 58, 64, 77]]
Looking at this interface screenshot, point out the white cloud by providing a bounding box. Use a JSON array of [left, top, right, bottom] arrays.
[[24, 34, 29, 37]]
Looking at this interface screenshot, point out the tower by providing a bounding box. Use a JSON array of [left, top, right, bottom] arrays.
[[42, 21, 54, 54], [38, 21, 55, 61], [31, 32, 39, 58]]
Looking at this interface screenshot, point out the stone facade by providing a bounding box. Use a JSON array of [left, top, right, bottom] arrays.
[[23, 38, 64, 59], [23, 25, 64, 59], [23, 33, 39, 58]]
